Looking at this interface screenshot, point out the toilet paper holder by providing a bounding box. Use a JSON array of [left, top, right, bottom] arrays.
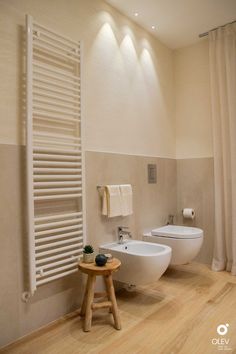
[[182, 208, 195, 219]]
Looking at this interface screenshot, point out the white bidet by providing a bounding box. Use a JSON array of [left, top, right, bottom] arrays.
[[100, 240, 171, 286]]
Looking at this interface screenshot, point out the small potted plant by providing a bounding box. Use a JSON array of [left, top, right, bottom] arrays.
[[83, 244, 94, 263]]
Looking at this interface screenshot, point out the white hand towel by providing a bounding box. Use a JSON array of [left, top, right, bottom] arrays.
[[102, 187, 108, 216], [102, 185, 122, 217], [120, 184, 133, 216]]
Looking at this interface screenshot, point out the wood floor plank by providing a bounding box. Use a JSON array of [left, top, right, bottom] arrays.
[[1, 263, 236, 354]]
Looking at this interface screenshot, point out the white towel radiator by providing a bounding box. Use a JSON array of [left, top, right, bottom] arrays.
[[25, 14, 85, 298]]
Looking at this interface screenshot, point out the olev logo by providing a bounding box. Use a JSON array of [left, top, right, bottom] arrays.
[[211, 323, 231, 351]]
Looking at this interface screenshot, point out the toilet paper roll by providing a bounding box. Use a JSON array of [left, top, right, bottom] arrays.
[[182, 208, 195, 219]]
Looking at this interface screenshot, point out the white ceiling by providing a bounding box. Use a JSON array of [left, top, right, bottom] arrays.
[[106, 0, 236, 49]]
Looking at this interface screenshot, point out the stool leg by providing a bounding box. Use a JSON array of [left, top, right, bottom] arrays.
[[103, 276, 112, 313], [80, 276, 90, 317], [105, 274, 121, 330], [84, 274, 96, 332]]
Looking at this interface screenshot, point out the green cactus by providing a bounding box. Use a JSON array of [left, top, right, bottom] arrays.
[[83, 244, 94, 254]]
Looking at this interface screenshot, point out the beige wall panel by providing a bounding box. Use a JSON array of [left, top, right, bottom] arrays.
[[85, 151, 177, 250], [176, 157, 215, 264], [175, 40, 213, 158]]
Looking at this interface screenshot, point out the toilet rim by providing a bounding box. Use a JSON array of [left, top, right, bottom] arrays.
[[150, 234, 203, 240], [150, 225, 204, 240]]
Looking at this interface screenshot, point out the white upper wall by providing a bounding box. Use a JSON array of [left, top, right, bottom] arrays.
[[174, 39, 213, 158], [0, 0, 175, 158]]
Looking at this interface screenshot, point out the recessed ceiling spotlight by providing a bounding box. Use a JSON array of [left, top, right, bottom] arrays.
[[151, 25, 156, 30], [134, 12, 139, 17]]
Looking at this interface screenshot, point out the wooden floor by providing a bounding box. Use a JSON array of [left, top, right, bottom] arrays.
[[2, 263, 236, 354]]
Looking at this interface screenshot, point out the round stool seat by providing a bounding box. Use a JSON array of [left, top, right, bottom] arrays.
[[78, 258, 121, 276]]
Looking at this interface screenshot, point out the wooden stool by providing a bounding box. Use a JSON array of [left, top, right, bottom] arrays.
[[78, 258, 121, 332]]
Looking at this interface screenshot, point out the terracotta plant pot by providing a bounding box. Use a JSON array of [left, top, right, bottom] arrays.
[[83, 252, 95, 263]]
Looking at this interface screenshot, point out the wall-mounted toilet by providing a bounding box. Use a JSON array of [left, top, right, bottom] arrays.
[[143, 225, 203, 265]]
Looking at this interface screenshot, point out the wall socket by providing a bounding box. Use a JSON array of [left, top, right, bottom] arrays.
[[148, 164, 157, 184]]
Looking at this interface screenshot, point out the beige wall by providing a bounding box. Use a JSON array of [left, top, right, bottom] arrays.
[[0, 0, 175, 157], [174, 40, 213, 159], [0, 0, 177, 348], [176, 158, 214, 264], [0, 0, 216, 348], [86, 151, 177, 250], [174, 39, 215, 266]]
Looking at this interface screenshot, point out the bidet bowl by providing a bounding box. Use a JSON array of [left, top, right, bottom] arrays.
[[99, 240, 171, 286]]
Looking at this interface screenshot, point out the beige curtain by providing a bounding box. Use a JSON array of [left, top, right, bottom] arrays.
[[209, 23, 236, 275]]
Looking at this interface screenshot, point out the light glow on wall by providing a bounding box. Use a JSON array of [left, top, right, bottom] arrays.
[[140, 48, 156, 80], [97, 22, 118, 45], [120, 34, 137, 60]]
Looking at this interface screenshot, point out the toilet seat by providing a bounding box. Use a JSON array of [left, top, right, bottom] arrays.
[[151, 225, 203, 239]]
